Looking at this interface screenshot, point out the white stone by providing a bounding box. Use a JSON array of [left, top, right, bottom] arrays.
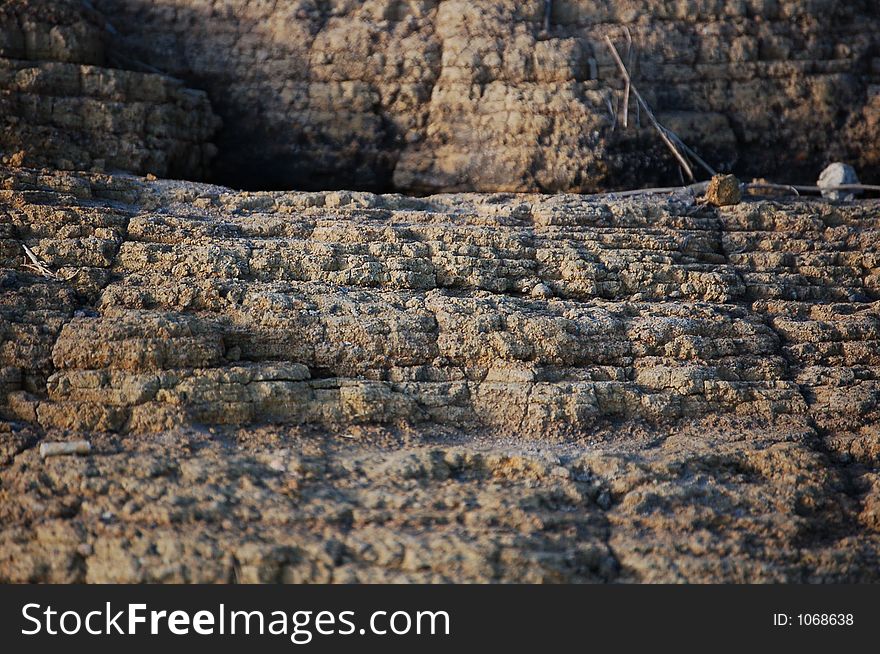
[[40, 440, 91, 459], [817, 163, 860, 201]]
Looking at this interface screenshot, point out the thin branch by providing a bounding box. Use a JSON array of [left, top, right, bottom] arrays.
[[602, 182, 710, 198], [612, 92, 619, 131], [792, 183, 880, 193], [664, 128, 717, 177], [21, 243, 56, 279], [622, 27, 633, 129], [18, 242, 81, 281], [591, 181, 880, 201], [748, 183, 880, 194], [604, 35, 695, 182], [604, 91, 617, 132], [635, 90, 641, 128]]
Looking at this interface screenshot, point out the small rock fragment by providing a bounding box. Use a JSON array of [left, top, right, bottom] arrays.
[[704, 174, 742, 206], [268, 458, 286, 471], [531, 282, 553, 298], [39, 441, 91, 459], [4, 150, 27, 167], [817, 162, 860, 201]]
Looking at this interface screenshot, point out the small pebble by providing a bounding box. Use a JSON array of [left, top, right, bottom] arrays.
[[268, 458, 286, 472], [73, 308, 98, 318], [531, 283, 553, 298]]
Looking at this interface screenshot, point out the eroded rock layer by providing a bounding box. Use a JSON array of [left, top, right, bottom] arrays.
[[90, 0, 880, 191], [0, 0, 220, 178], [1, 166, 879, 582]]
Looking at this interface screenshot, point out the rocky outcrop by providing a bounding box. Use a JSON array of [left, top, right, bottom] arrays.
[[1, 166, 878, 582], [0, 0, 220, 178], [85, 0, 880, 192], [2, 1, 877, 192]]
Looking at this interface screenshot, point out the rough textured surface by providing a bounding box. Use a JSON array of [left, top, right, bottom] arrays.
[[85, 0, 880, 192], [0, 0, 220, 178], [2, 1, 878, 193], [704, 174, 741, 207], [2, 166, 879, 582]]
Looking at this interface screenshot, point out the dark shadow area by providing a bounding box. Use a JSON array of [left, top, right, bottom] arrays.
[[208, 114, 401, 193], [210, 150, 398, 194], [92, 0, 413, 194]]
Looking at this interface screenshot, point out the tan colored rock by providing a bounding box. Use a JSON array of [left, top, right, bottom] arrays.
[[0, 0, 220, 179], [1, 167, 879, 582], [704, 174, 742, 206], [78, 0, 880, 191], [3, 2, 878, 190]]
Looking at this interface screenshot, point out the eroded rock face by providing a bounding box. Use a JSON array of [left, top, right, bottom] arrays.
[[86, 0, 880, 192], [0, 0, 220, 178], [1, 166, 879, 582], [3, 1, 878, 192]]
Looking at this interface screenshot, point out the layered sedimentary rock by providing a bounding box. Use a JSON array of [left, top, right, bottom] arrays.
[[85, 0, 880, 192], [2, 1, 877, 192], [0, 0, 220, 178], [1, 166, 878, 582]]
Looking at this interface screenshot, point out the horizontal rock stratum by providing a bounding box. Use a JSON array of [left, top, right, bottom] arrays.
[[0, 0, 219, 179], [1, 166, 879, 582]]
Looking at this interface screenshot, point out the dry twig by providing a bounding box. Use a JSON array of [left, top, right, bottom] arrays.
[[602, 182, 710, 198], [788, 183, 880, 194], [593, 181, 880, 201], [604, 35, 695, 181], [622, 27, 633, 129], [21, 243, 56, 278], [664, 129, 717, 177], [604, 91, 617, 131], [19, 242, 80, 281]]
